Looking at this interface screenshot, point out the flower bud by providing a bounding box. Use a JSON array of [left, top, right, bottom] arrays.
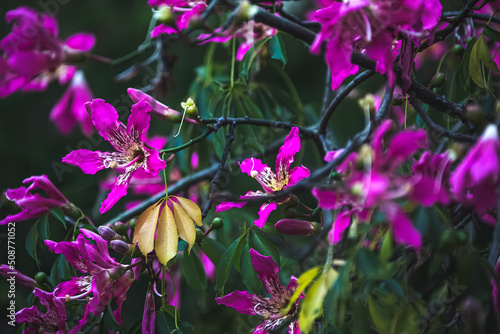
[[274, 219, 317, 236], [35, 272, 48, 283], [466, 103, 486, 126], [155, 5, 176, 27], [99, 226, 119, 241], [112, 222, 130, 237], [110, 240, 142, 257], [430, 72, 446, 89], [452, 44, 465, 56], [195, 228, 204, 243], [211, 217, 224, 229], [0, 265, 35, 290], [234, 1, 258, 26]]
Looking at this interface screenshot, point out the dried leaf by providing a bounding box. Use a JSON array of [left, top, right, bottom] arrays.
[[156, 205, 178, 265], [174, 196, 203, 226], [133, 201, 161, 257], [172, 200, 196, 253]]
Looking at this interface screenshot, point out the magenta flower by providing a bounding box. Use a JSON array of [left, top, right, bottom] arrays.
[[311, 0, 442, 89], [217, 249, 301, 334], [62, 98, 166, 213], [410, 151, 451, 206], [216, 127, 310, 228], [45, 229, 135, 328], [149, 1, 207, 37], [127, 87, 197, 123], [198, 21, 276, 61], [16, 288, 69, 334], [313, 120, 427, 249], [450, 124, 500, 224], [0, 265, 35, 290], [50, 70, 93, 136], [0, 175, 69, 225], [0, 7, 95, 97]]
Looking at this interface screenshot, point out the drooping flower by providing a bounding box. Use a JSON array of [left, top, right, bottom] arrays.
[[216, 249, 301, 334], [450, 124, 500, 224], [0, 7, 95, 97], [62, 98, 166, 213], [15, 288, 70, 334], [0, 175, 69, 225], [127, 87, 197, 123], [216, 127, 310, 228], [0, 265, 35, 290], [313, 120, 427, 249], [50, 70, 93, 136], [149, 1, 207, 37], [198, 21, 276, 61], [311, 0, 442, 90], [44, 229, 135, 329]]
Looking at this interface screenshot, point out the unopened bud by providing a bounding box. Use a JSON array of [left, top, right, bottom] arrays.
[[112, 222, 129, 237], [452, 44, 465, 56], [430, 72, 446, 89], [234, 1, 258, 26], [110, 240, 141, 257], [155, 5, 176, 27], [195, 228, 204, 243], [466, 103, 486, 126], [99, 226, 119, 241], [211, 217, 224, 229], [34, 272, 48, 283], [274, 219, 317, 236]]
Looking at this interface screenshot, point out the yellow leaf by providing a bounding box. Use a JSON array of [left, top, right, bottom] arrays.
[[174, 196, 203, 226], [133, 201, 161, 257], [299, 268, 337, 334], [156, 205, 178, 265], [172, 200, 196, 253], [282, 266, 321, 315]]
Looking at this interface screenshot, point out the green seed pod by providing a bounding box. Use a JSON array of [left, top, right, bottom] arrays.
[[452, 44, 465, 56], [34, 272, 48, 283], [195, 228, 204, 243], [430, 72, 446, 89]]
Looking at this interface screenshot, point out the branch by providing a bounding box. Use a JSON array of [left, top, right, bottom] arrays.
[[202, 122, 236, 218], [434, 0, 483, 42], [443, 11, 500, 25], [318, 70, 375, 135], [374, 83, 395, 124], [408, 93, 476, 143]]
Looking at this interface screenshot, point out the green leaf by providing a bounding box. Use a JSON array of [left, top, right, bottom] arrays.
[[50, 208, 67, 229], [269, 34, 287, 68], [458, 37, 476, 91], [240, 239, 262, 293], [37, 215, 50, 241], [484, 25, 500, 44], [213, 127, 226, 160], [102, 305, 125, 332], [57, 254, 72, 280], [216, 237, 239, 294], [157, 307, 176, 333], [477, 35, 500, 72], [252, 231, 280, 266], [233, 234, 248, 273], [26, 221, 40, 266], [239, 37, 272, 78], [181, 247, 207, 291], [380, 230, 393, 263], [368, 296, 391, 334], [356, 248, 381, 278], [200, 237, 226, 267]]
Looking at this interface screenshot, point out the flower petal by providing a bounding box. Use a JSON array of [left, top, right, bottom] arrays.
[[65, 32, 96, 52], [100, 167, 137, 213], [381, 202, 422, 250], [216, 201, 247, 212], [249, 248, 285, 297], [328, 211, 351, 244], [216, 290, 264, 315], [127, 99, 152, 142], [62, 149, 108, 174], [275, 127, 301, 185], [87, 99, 130, 152], [287, 166, 310, 187], [240, 157, 280, 193], [254, 202, 277, 228]]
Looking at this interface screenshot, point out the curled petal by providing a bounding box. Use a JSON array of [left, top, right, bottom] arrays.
[[328, 211, 351, 244], [127, 99, 152, 142], [240, 158, 280, 193], [254, 202, 277, 228], [65, 32, 96, 52], [62, 149, 109, 174], [275, 128, 301, 185], [216, 290, 265, 315], [216, 201, 247, 212], [249, 248, 285, 298], [381, 202, 422, 250], [100, 167, 137, 213], [287, 166, 310, 187]]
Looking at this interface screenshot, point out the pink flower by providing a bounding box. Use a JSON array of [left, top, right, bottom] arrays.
[[45, 229, 135, 329], [149, 1, 207, 37], [198, 21, 276, 61], [62, 98, 166, 213], [313, 120, 427, 249], [216, 127, 310, 228], [16, 288, 69, 334], [49, 70, 93, 136], [216, 249, 301, 334], [0, 175, 69, 225], [311, 0, 442, 89], [450, 124, 500, 223], [0, 7, 95, 97]]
